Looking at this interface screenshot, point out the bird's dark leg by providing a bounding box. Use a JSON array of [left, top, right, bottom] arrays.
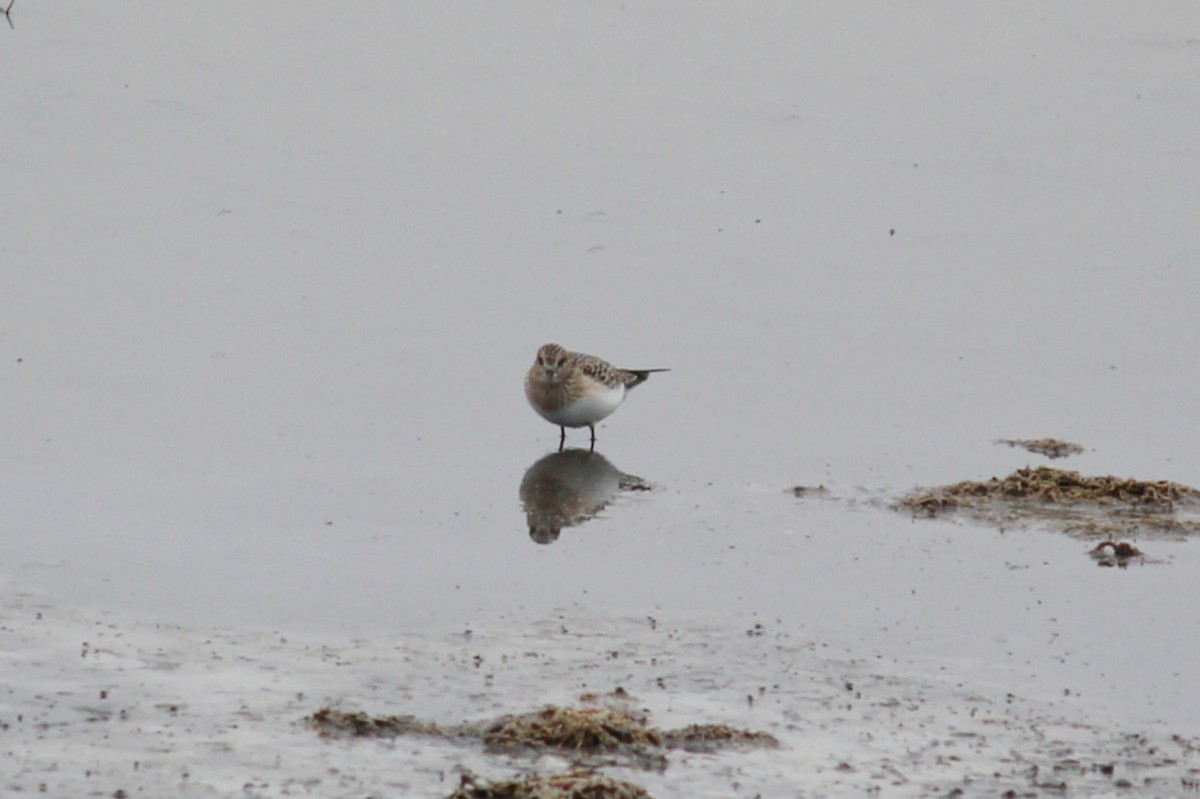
[[588, 424, 596, 451], [558, 426, 566, 451]]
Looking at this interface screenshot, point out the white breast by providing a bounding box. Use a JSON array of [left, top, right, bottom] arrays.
[[536, 383, 626, 427]]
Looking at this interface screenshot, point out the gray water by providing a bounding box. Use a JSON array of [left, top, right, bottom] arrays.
[[3, 3, 1199, 795]]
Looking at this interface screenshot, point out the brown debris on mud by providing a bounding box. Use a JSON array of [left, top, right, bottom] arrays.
[[308, 702, 775, 754], [1088, 540, 1145, 568], [306, 707, 446, 739], [307, 702, 776, 798], [661, 722, 780, 752], [900, 466, 1200, 547], [448, 769, 653, 799], [902, 466, 1199, 513], [306, 701, 776, 779], [483, 705, 662, 753]]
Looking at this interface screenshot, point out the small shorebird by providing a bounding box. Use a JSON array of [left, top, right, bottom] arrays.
[[524, 343, 667, 449]]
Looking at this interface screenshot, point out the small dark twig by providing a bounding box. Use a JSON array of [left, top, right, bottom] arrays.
[[3, 0, 14, 30]]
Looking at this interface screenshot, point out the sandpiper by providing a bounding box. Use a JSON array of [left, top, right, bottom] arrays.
[[524, 343, 667, 449]]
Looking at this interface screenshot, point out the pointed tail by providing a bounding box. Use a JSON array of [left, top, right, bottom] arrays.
[[623, 367, 669, 389]]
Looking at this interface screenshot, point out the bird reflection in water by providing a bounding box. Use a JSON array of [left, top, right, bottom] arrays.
[[519, 449, 651, 544]]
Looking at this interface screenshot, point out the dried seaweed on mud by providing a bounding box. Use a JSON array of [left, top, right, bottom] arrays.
[[902, 467, 1200, 515], [307, 703, 775, 796], [306, 707, 446, 738], [448, 769, 653, 799], [306, 703, 776, 766], [484, 706, 662, 752], [900, 467, 1200, 549], [481, 706, 777, 771], [661, 722, 780, 752]]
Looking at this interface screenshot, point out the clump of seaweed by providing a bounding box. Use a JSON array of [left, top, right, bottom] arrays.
[[306, 707, 444, 739], [448, 769, 652, 799], [484, 706, 662, 753], [900, 466, 1200, 551], [994, 438, 1085, 459], [902, 467, 1200, 516], [307, 702, 776, 775], [661, 723, 779, 752]]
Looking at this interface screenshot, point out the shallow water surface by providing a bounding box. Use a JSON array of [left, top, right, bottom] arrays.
[[3, 2, 1199, 795]]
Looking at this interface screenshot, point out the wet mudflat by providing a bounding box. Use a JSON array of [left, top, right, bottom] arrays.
[[4, 2, 1200, 797], [4, 597, 1199, 798]]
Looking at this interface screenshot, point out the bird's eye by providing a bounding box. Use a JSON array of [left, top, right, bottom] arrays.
[[557, 358, 566, 368]]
